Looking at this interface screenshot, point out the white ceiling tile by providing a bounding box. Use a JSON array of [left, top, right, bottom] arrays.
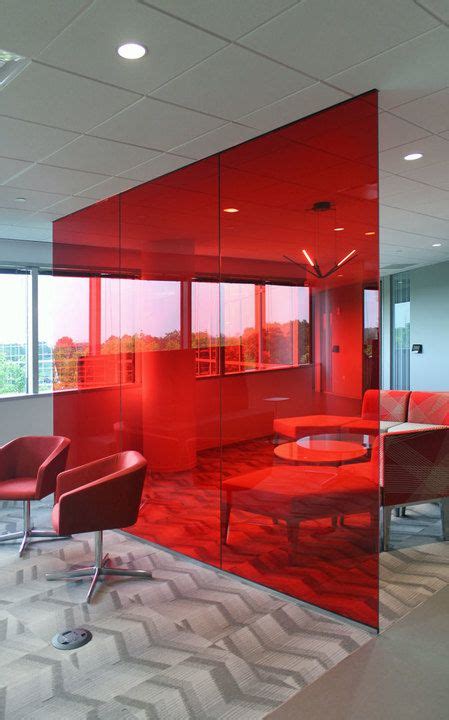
[[152, 45, 313, 119], [119, 153, 194, 182], [142, 0, 297, 40], [7, 164, 108, 195], [0, 116, 78, 162], [240, 83, 349, 131], [0, 0, 90, 56], [78, 176, 142, 200], [91, 97, 225, 150], [0, 186, 65, 211], [391, 88, 449, 134], [0, 62, 139, 132], [398, 158, 449, 191], [379, 134, 449, 173], [379, 172, 428, 200], [379, 112, 430, 151], [239, 0, 438, 79], [380, 226, 447, 248], [38, 0, 227, 95], [44, 136, 160, 175], [383, 186, 449, 220], [380, 205, 449, 239], [0, 157, 33, 183], [170, 123, 260, 160], [415, 0, 449, 23], [329, 27, 449, 109], [43, 196, 97, 215]]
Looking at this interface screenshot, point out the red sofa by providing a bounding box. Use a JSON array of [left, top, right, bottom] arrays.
[[274, 390, 449, 439]]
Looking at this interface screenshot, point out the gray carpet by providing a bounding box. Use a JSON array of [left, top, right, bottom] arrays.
[[0, 499, 448, 719]]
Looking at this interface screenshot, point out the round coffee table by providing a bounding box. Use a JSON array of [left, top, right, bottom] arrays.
[[274, 433, 368, 465]]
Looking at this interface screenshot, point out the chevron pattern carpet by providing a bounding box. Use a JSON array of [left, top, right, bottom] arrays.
[[0, 498, 448, 719]]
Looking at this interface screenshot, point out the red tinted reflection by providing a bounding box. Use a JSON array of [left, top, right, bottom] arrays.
[[52, 93, 379, 627]]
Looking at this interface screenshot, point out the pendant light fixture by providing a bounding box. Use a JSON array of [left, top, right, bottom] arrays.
[[284, 201, 357, 279]]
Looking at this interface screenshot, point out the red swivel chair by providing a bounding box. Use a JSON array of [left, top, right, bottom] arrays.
[[45, 451, 151, 603], [0, 436, 71, 555]]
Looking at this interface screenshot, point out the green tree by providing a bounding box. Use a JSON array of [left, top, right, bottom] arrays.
[[0, 353, 26, 394]]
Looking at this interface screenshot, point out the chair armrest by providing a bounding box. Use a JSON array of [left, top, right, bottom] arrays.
[[56, 460, 147, 535], [55, 454, 121, 502]]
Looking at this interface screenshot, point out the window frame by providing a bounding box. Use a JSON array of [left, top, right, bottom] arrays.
[[0, 267, 313, 400]]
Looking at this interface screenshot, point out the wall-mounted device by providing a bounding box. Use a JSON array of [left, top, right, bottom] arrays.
[[411, 344, 423, 354]]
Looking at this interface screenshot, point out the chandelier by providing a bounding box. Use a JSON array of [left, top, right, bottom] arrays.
[[284, 201, 357, 279]]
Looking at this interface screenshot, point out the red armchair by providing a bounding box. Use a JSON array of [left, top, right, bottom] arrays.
[[0, 436, 70, 555], [334, 427, 449, 549], [46, 450, 151, 603]]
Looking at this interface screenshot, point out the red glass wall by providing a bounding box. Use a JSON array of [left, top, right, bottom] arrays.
[[53, 91, 379, 627]]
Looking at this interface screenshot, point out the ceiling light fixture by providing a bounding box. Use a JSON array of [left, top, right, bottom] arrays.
[[284, 200, 358, 279], [365, 231, 375, 236], [334, 227, 344, 231], [433, 243, 442, 247], [117, 42, 147, 60], [404, 152, 423, 161], [0, 48, 30, 88], [223, 207, 239, 213], [15, 197, 26, 203]]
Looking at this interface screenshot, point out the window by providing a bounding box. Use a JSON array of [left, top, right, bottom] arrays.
[[0, 271, 29, 396], [0, 270, 311, 397], [363, 288, 379, 391], [391, 272, 410, 390], [192, 281, 311, 377], [38, 275, 90, 391]]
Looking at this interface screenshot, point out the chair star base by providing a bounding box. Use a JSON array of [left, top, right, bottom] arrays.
[[46, 530, 153, 603], [0, 501, 70, 556]]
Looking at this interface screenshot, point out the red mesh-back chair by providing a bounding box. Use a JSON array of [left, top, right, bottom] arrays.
[[0, 436, 71, 555], [46, 451, 151, 603]]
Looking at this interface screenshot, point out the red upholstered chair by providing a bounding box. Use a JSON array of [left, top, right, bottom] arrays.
[[334, 427, 449, 549], [0, 436, 71, 555], [46, 451, 151, 603]]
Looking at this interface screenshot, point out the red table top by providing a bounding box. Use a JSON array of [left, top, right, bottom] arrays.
[[274, 437, 367, 465]]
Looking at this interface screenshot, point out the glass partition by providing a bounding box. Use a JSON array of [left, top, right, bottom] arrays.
[[53, 92, 379, 627]]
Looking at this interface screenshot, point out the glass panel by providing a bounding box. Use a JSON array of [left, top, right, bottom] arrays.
[[120, 157, 221, 566], [0, 272, 28, 395], [392, 272, 410, 390], [220, 91, 379, 628], [52, 197, 121, 466]]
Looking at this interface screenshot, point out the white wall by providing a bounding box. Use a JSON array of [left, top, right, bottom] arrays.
[[410, 260, 449, 391], [0, 394, 53, 444], [0, 237, 54, 444]]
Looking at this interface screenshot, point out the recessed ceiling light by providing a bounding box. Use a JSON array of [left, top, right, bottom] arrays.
[[432, 243, 442, 247], [404, 152, 423, 161], [365, 231, 375, 236], [117, 42, 147, 60], [223, 207, 239, 213], [15, 197, 26, 202], [334, 227, 344, 231]]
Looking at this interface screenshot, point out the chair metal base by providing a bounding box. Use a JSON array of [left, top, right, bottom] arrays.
[[46, 530, 153, 603], [0, 501, 70, 556]]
